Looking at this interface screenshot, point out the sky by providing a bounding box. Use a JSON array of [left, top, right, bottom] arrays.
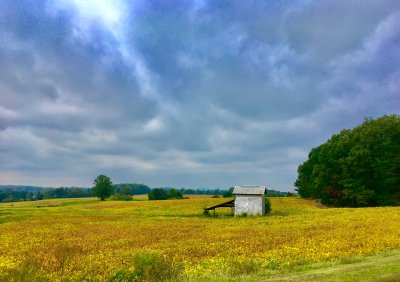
[[0, 1, 399, 190]]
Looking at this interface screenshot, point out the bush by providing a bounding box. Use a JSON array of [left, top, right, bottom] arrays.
[[108, 251, 181, 282], [264, 197, 272, 215], [167, 189, 183, 199], [148, 188, 168, 200], [109, 193, 133, 201], [148, 188, 183, 200]]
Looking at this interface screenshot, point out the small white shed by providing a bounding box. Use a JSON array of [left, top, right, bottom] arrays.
[[233, 185, 267, 216]]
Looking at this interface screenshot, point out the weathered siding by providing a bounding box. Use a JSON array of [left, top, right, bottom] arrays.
[[234, 195, 265, 216]]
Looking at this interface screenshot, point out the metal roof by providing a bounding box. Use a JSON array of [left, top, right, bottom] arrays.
[[233, 185, 266, 195]]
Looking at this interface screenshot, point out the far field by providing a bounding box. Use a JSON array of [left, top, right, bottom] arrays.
[[0, 196, 399, 281]]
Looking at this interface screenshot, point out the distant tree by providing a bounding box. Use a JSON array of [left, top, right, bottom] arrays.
[[148, 188, 168, 200], [167, 188, 183, 199], [223, 187, 234, 198], [130, 184, 151, 194], [118, 185, 133, 196], [114, 183, 151, 195], [92, 175, 114, 201], [148, 188, 184, 200], [35, 192, 44, 200], [286, 192, 297, 197]]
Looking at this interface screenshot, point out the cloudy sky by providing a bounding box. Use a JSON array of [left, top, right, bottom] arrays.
[[1, 1, 399, 190]]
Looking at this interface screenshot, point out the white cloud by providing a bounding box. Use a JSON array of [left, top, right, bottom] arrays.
[[0, 105, 17, 120], [1, 1, 399, 189], [49, 0, 160, 102]]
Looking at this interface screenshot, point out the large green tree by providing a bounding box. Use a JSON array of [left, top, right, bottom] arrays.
[[92, 175, 114, 201], [295, 115, 400, 207]]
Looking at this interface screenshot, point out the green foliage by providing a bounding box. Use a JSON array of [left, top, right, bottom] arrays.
[[109, 193, 133, 201], [148, 188, 168, 200], [167, 188, 183, 199], [295, 115, 400, 207], [113, 183, 151, 196], [92, 175, 114, 201], [0, 187, 92, 203], [223, 187, 234, 198], [148, 188, 183, 200], [264, 197, 272, 214], [108, 251, 181, 282]]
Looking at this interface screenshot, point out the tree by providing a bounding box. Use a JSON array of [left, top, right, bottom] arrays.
[[223, 187, 234, 198], [148, 188, 183, 200], [167, 188, 183, 199], [295, 115, 400, 207], [148, 188, 168, 200], [92, 175, 114, 201]]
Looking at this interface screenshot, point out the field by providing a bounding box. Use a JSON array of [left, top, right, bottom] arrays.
[[0, 196, 399, 281]]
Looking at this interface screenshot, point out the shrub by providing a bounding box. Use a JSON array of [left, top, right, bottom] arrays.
[[230, 258, 259, 275], [167, 189, 183, 199], [108, 251, 181, 282], [265, 197, 272, 215], [109, 193, 133, 201], [148, 188, 183, 200]]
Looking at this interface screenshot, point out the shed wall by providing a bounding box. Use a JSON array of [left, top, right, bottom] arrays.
[[234, 195, 265, 216]]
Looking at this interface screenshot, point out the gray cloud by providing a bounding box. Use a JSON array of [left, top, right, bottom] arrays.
[[0, 0, 399, 189]]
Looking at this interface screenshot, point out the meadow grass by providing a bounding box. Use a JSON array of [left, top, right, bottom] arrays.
[[0, 197, 399, 281]]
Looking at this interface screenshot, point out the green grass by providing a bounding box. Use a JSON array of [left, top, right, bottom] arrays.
[[263, 251, 400, 282], [191, 251, 400, 282], [57, 200, 99, 206]]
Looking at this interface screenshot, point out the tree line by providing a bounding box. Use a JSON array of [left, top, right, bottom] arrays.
[[0, 187, 92, 202], [295, 115, 400, 207], [0, 183, 153, 203], [92, 176, 230, 201]]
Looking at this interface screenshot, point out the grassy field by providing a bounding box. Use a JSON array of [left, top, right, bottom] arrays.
[[0, 197, 399, 281]]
